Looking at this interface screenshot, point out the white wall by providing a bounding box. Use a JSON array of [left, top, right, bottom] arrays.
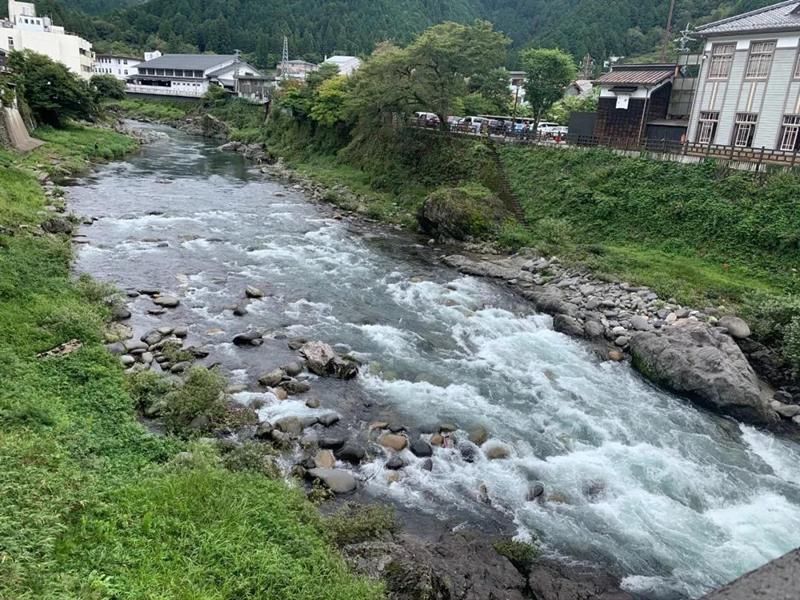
[[0, 26, 93, 78], [94, 56, 140, 80]]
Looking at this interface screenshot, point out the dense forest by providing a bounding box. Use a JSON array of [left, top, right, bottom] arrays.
[[10, 0, 781, 67]]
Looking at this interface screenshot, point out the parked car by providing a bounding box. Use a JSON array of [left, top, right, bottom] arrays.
[[459, 116, 489, 133], [537, 121, 563, 135], [414, 112, 440, 127]]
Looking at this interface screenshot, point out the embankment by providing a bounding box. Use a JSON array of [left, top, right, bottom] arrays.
[[0, 123, 381, 599]]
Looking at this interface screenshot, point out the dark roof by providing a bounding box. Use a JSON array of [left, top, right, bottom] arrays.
[[596, 65, 676, 86], [696, 0, 800, 36], [97, 53, 140, 61], [135, 54, 237, 71]]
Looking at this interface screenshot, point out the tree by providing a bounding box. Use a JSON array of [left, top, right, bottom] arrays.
[[467, 67, 512, 115], [90, 74, 126, 101], [348, 21, 508, 129], [8, 50, 96, 127], [520, 48, 577, 129], [310, 75, 350, 126], [547, 90, 599, 124]]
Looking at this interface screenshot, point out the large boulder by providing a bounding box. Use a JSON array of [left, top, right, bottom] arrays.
[[629, 321, 776, 425], [299, 341, 358, 379], [343, 531, 527, 600], [528, 560, 634, 600], [417, 185, 506, 241], [306, 468, 357, 494]]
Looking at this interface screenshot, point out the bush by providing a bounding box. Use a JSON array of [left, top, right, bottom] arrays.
[[741, 292, 800, 345], [8, 50, 97, 127], [783, 317, 800, 371], [162, 367, 227, 435], [90, 74, 126, 101], [493, 538, 539, 574], [220, 441, 280, 478], [418, 183, 505, 240], [324, 503, 398, 547], [127, 370, 174, 413]]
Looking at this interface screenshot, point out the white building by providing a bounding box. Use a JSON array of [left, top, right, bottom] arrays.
[[321, 55, 361, 76], [0, 1, 93, 79], [93, 54, 140, 80], [278, 59, 318, 81], [688, 0, 800, 150], [127, 53, 271, 100]]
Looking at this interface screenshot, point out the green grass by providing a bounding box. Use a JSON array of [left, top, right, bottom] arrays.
[[108, 98, 194, 122], [0, 124, 381, 600]]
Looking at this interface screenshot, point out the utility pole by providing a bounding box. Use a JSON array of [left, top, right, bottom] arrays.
[[660, 0, 677, 62], [281, 36, 289, 81], [234, 49, 240, 96]]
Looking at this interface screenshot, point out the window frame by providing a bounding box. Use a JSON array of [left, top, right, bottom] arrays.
[[779, 114, 800, 151], [707, 43, 736, 80], [744, 39, 776, 80], [731, 112, 758, 147], [697, 111, 720, 145]]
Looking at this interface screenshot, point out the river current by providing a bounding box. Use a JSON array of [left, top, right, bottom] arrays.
[[67, 124, 800, 599]]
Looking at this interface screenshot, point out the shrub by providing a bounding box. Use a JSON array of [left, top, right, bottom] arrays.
[[127, 370, 174, 413], [162, 367, 227, 435], [324, 503, 398, 547], [741, 292, 800, 345], [493, 538, 539, 574], [90, 74, 126, 101], [220, 441, 280, 478], [783, 317, 800, 371], [418, 183, 504, 240]]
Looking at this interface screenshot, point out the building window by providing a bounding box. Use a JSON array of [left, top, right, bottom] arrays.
[[8, 37, 14, 49], [697, 111, 719, 144], [124, 69, 128, 75], [732, 113, 758, 147], [745, 40, 775, 79], [708, 43, 735, 79], [780, 115, 800, 151]]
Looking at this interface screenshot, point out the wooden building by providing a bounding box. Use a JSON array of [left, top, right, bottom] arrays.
[[593, 64, 678, 145]]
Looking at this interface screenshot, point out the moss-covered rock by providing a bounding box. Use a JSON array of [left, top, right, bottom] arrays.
[[418, 183, 506, 240]]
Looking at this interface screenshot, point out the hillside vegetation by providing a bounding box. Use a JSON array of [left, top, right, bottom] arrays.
[[38, 0, 778, 66]]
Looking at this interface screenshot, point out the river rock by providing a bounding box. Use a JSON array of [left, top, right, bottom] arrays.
[[319, 435, 347, 450], [335, 441, 366, 464], [173, 326, 188, 338], [468, 425, 490, 446], [170, 361, 191, 374], [283, 361, 304, 376], [275, 416, 305, 436], [153, 294, 180, 308], [120, 354, 135, 367], [254, 423, 273, 439], [553, 314, 585, 338], [771, 401, 800, 419], [527, 482, 545, 501], [719, 315, 751, 339], [141, 329, 163, 346], [314, 449, 336, 469], [124, 340, 148, 353], [258, 368, 285, 387], [307, 468, 357, 494], [245, 285, 264, 299], [281, 379, 311, 395], [584, 320, 605, 339], [629, 321, 776, 425], [430, 433, 445, 447], [41, 216, 73, 234], [379, 433, 407, 451], [630, 315, 651, 331], [529, 560, 635, 600], [305, 397, 320, 409], [459, 442, 479, 463], [300, 341, 337, 375], [385, 456, 405, 470], [342, 530, 527, 600], [409, 438, 433, 457], [233, 302, 248, 316], [106, 341, 126, 355], [318, 413, 341, 427], [421, 458, 433, 471], [485, 444, 511, 460], [111, 305, 131, 321], [233, 331, 263, 346], [614, 336, 630, 347]]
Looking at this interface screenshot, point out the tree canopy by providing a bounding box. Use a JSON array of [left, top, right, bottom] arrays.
[[520, 48, 576, 127]]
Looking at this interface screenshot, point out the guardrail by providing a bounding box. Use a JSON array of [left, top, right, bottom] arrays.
[[410, 120, 800, 172], [125, 84, 205, 98]]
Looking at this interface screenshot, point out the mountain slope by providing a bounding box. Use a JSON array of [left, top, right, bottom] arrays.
[[48, 0, 779, 65]]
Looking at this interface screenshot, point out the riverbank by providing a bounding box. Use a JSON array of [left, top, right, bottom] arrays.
[[0, 123, 383, 599]]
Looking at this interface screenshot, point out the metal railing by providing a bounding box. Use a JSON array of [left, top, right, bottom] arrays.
[[125, 84, 205, 98]]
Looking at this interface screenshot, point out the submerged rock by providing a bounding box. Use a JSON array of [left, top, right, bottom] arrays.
[[233, 331, 263, 347], [307, 468, 357, 494], [629, 321, 776, 425], [153, 294, 180, 308]]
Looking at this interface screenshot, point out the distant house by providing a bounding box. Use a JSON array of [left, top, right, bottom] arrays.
[[321, 55, 361, 76], [688, 0, 800, 150], [565, 79, 594, 98], [278, 59, 318, 81], [127, 53, 271, 100], [593, 64, 679, 144], [0, 0, 94, 79], [93, 53, 140, 80], [509, 70, 527, 106]]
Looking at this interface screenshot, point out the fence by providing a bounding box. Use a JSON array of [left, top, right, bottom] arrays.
[[410, 119, 800, 174]]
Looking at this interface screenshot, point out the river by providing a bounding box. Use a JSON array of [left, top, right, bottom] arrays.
[[67, 124, 800, 600]]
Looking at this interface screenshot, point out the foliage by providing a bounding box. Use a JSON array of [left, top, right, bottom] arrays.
[[493, 539, 539, 574], [547, 90, 599, 124], [90, 74, 126, 101], [220, 441, 281, 478], [126, 370, 174, 412], [0, 126, 379, 599], [8, 50, 97, 127], [108, 98, 193, 122], [324, 503, 398, 547], [467, 67, 513, 115], [784, 317, 800, 371], [419, 183, 505, 240], [203, 83, 230, 106], [520, 48, 577, 126], [162, 366, 227, 435], [310, 75, 351, 126]]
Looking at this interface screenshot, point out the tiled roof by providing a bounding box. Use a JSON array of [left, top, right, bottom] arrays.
[[696, 0, 800, 36], [135, 54, 237, 71], [596, 66, 676, 86]]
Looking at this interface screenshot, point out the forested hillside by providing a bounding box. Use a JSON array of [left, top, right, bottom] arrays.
[[43, 0, 778, 66]]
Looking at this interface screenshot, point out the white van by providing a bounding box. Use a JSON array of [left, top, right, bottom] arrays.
[[459, 116, 489, 133]]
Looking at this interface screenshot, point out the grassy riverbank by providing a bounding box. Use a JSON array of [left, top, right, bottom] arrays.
[[0, 124, 381, 599]]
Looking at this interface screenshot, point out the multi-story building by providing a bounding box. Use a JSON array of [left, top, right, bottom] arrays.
[[321, 55, 361, 76], [0, 0, 93, 79], [93, 54, 140, 80], [688, 0, 800, 150], [127, 53, 271, 100]]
